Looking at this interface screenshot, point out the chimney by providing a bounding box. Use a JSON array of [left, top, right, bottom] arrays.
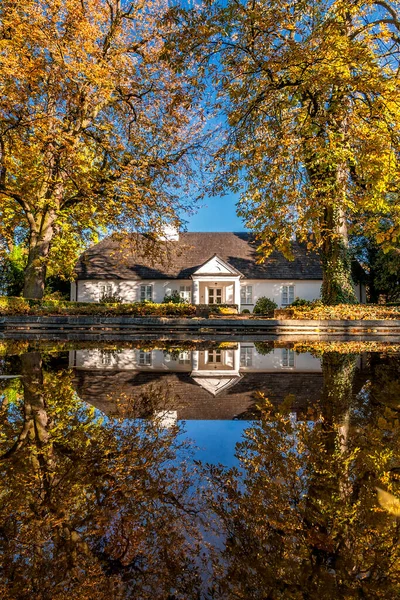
[[159, 224, 180, 241]]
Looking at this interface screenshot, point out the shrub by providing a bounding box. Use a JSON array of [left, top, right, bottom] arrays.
[[99, 291, 123, 303], [279, 302, 400, 320], [241, 308, 251, 314], [209, 304, 238, 315], [253, 297, 278, 317], [43, 290, 68, 302], [0, 296, 31, 314], [0, 246, 26, 296], [254, 341, 275, 355], [162, 290, 184, 304], [214, 306, 238, 315], [0, 296, 196, 317], [290, 297, 313, 307]]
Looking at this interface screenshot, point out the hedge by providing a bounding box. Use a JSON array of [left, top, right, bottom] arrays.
[[276, 302, 400, 320], [0, 297, 196, 317], [1, 297, 399, 320]]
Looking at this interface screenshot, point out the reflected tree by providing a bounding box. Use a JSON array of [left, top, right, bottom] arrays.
[[0, 352, 204, 599], [205, 352, 400, 599]]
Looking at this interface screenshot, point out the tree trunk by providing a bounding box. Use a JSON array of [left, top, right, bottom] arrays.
[[367, 244, 379, 303], [320, 206, 358, 305], [21, 352, 50, 447], [321, 352, 357, 422], [23, 213, 55, 299]]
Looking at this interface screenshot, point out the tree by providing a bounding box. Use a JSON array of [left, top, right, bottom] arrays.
[[0, 0, 205, 298], [373, 249, 400, 302], [352, 236, 400, 302], [177, 0, 400, 304], [0, 351, 204, 598], [0, 245, 26, 296], [204, 351, 400, 598]]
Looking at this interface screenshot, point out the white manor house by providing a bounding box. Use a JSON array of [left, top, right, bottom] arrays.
[[71, 231, 366, 310]]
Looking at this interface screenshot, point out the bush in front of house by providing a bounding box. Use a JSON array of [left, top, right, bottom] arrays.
[[279, 302, 400, 320], [162, 291, 185, 304], [0, 297, 196, 317], [213, 306, 238, 315], [254, 341, 275, 355], [99, 291, 123, 303], [289, 297, 313, 307], [195, 303, 239, 317], [209, 304, 238, 315], [241, 309, 251, 314], [253, 296, 278, 317]]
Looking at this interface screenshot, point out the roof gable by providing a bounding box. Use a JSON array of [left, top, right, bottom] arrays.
[[192, 254, 243, 277], [191, 376, 242, 396]]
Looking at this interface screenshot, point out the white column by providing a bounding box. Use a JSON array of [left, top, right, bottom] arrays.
[[234, 278, 241, 308], [70, 281, 76, 301], [191, 351, 199, 372], [233, 346, 241, 373], [192, 279, 200, 305]]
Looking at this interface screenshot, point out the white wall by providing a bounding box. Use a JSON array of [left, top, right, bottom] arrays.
[[70, 348, 192, 372], [70, 345, 321, 373], [239, 345, 321, 372], [241, 280, 322, 310], [74, 279, 193, 303], [73, 278, 323, 306]]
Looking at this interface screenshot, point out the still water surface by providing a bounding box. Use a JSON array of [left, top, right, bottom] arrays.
[[0, 339, 399, 599]]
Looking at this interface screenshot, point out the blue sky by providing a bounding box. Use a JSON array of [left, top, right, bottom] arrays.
[[185, 192, 247, 232], [183, 420, 248, 467]]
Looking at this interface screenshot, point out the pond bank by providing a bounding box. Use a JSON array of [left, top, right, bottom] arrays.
[[1, 315, 400, 339]]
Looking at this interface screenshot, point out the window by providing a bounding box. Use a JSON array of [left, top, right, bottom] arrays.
[[281, 348, 295, 368], [179, 286, 192, 303], [100, 350, 112, 366], [209, 288, 222, 304], [240, 285, 253, 304], [282, 285, 295, 306], [138, 351, 152, 366], [179, 351, 191, 364], [140, 284, 153, 302], [207, 350, 222, 364], [99, 283, 112, 301], [240, 346, 253, 367]]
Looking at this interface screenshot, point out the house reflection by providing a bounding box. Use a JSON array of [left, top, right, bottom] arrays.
[[70, 344, 324, 420]]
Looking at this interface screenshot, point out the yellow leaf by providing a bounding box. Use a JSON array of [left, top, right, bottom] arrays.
[[376, 488, 400, 517]]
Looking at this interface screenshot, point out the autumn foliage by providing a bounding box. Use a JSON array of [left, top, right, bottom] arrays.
[[177, 0, 400, 304], [277, 302, 400, 320], [0, 0, 205, 298], [0, 296, 197, 316]]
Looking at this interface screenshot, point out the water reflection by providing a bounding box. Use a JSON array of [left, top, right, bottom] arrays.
[[0, 352, 204, 599], [0, 342, 399, 598], [71, 344, 323, 420], [206, 351, 400, 599]]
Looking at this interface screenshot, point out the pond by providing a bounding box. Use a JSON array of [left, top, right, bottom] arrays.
[[0, 338, 399, 599]]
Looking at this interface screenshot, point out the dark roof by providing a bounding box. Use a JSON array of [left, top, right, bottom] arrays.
[[75, 232, 323, 280], [73, 370, 325, 420]]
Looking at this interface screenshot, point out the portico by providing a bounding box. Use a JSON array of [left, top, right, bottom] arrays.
[[191, 254, 242, 306]]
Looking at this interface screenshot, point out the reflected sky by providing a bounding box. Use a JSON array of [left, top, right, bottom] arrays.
[[183, 420, 249, 467]]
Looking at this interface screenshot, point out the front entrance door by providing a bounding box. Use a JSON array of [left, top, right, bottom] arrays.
[[208, 287, 222, 304]]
